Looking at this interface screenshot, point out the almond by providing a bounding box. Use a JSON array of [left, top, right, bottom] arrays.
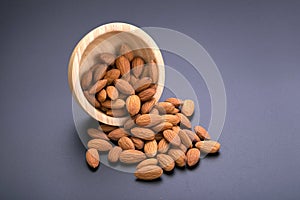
[[99, 53, 115, 65], [86, 148, 99, 168], [165, 98, 183, 107], [186, 148, 200, 167], [134, 77, 152, 92], [172, 126, 181, 134], [163, 114, 180, 125], [116, 56, 130, 76], [84, 91, 100, 108], [126, 95, 141, 116], [114, 79, 135, 95], [152, 122, 173, 133], [123, 117, 137, 130], [96, 89, 107, 102], [88, 79, 107, 94], [141, 98, 156, 114], [107, 146, 122, 163], [93, 64, 108, 81], [136, 158, 158, 169], [158, 138, 170, 153], [118, 136, 135, 150], [179, 143, 188, 153], [194, 125, 211, 140], [119, 149, 146, 164], [157, 154, 175, 171], [130, 75, 138, 85], [106, 86, 119, 100], [119, 43, 134, 61], [87, 128, 109, 140], [178, 130, 192, 148], [101, 99, 125, 109], [149, 108, 159, 115], [106, 108, 127, 117], [176, 113, 192, 129], [181, 99, 195, 117], [170, 108, 180, 114], [81, 70, 93, 89], [195, 141, 220, 153], [138, 88, 156, 102], [87, 139, 112, 152], [144, 140, 157, 157], [131, 57, 145, 77], [168, 149, 186, 167], [107, 128, 129, 141], [163, 129, 181, 146], [130, 127, 155, 140], [156, 102, 175, 114], [98, 124, 118, 132], [135, 114, 163, 127], [104, 69, 120, 84], [183, 129, 201, 142], [131, 137, 144, 150], [134, 165, 163, 180], [148, 60, 158, 83]]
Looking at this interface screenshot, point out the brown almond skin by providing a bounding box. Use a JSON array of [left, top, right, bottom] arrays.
[[163, 114, 180, 125], [104, 69, 120, 85], [126, 95, 141, 116], [135, 114, 163, 127], [106, 108, 127, 117], [131, 57, 145, 78], [134, 165, 163, 180], [141, 98, 156, 114], [157, 154, 175, 171], [118, 136, 135, 150], [157, 138, 170, 153], [123, 117, 137, 130], [97, 89, 107, 103], [101, 99, 125, 109], [163, 129, 181, 146], [99, 53, 115, 65], [87, 139, 112, 152], [165, 98, 183, 107], [93, 63, 108, 81], [115, 79, 135, 95], [176, 113, 192, 129], [108, 146, 122, 163], [107, 128, 129, 141], [116, 56, 130, 76], [131, 137, 144, 150], [136, 158, 158, 170], [168, 149, 186, 167], [152, 122, 173, 133], [81, 70, 93, 89], [148, 60, 158, 83], [88, 79, 107, 95], [87, 128, 109, 140], [194, 125, 211, 140], [130, 127, 155, 140], [98, 124, 118, 132], [134, 77, 152, 92], [181, 99, 195, 117], [183, 129, 201, 143], [138, 88, 156, 102], [119, 43, 134, 61], [84, 91, 100, 108], [86, 148, 100, 168], [144, 140, 158, 157], [178, 130, 193, 148], [106, 86, 119, 100], [186, 148, 200, 167], [119, 150, 146, 164], [195, 141, 221, 153], [156, 102, 175, 114]]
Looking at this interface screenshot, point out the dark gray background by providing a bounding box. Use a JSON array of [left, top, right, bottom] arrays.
[[1, 0, 300, 199]]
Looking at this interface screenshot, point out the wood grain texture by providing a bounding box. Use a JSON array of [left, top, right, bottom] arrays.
[[68, 22, 165, 126]]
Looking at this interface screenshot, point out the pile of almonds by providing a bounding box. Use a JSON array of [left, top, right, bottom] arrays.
[[81, 44, 221, 181]]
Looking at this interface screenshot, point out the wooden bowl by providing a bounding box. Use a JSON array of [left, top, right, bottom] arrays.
[[68, 22, 165, 126]]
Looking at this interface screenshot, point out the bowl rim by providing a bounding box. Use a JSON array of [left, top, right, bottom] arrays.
[[68, 22, 165, 126]]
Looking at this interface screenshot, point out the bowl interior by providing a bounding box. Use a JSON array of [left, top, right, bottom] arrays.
[[71, 27, 165, 126]]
